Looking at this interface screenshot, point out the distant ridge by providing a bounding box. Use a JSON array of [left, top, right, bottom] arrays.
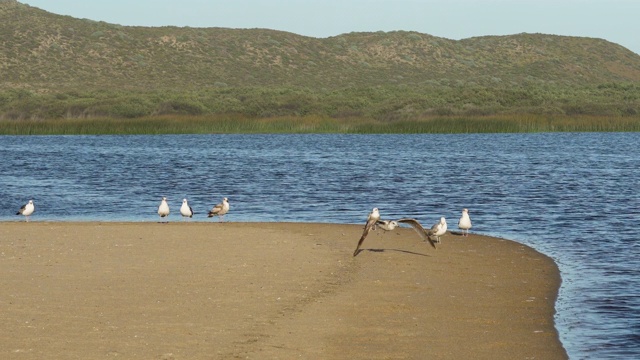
[[2, 0, 640, 91], [1, 0, 640, 120]]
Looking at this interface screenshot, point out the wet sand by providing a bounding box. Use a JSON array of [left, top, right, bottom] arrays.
[[0, 222, 567, 359]]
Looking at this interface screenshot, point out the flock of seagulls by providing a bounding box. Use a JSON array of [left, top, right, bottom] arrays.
[[353, 207, 472, 257], [13, 197, 230, 223], [14, 198, 473, 258], [157, 197, 230, 222]]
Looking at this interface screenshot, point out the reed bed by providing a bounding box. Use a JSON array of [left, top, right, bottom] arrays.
[[0, 114, 639, 135]]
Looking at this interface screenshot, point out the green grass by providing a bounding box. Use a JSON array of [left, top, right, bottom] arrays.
[[3, 83, 639, 123], [1, 114, 638, 135], [3, 1, 640, 133]]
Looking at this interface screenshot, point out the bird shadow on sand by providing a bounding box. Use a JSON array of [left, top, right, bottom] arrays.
[[448, 231, 467, 236], [356, 248, 432, 257]]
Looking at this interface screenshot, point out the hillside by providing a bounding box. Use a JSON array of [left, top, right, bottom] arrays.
[[1, 0, 640, 120]]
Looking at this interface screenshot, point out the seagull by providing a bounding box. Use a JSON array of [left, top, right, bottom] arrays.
[[396, 218, 438, 249], [376, 219, 399, 231], [353, 207, 380, 257], [180, 198, 194, 219], [158, 197, 170, 220], [430, 217, 447, 243], [16, 200, 35, 222], [207, 197, 229, 221], [458, 208, 472, 236]]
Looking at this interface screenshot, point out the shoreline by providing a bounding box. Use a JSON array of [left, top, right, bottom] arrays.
[[0, 222, 567, 359]]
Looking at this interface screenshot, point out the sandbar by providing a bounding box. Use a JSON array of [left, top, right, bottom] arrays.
[[0, 222, 567, 359]]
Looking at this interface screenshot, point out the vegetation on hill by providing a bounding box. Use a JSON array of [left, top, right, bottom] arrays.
[[1, 0, 639, 132]]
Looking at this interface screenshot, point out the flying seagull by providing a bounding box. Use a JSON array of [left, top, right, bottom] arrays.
[[158, 197, 170, 220], [180, 198, 194, 219], [375, 219, 399, 231], [458, 208, 472, 236], [207, 197, 229, 221], [16, 200, 35, 222], [353, 207, 380, 257], [430, 217, 447, 243], [396, 218, 438, 249]]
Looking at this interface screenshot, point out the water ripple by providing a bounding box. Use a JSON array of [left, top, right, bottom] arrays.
[[1, 133, 639, 359]]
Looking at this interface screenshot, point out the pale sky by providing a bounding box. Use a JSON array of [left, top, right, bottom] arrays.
[[21, 0, 640, 55]]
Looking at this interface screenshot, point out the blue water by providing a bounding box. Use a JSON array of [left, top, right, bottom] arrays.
[[0, 133, 638, 359]]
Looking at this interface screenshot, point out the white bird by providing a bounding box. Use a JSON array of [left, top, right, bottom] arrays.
[[376, 219, 399, 231], [207, 197, 229, 221], [458, 208, 472, 236], [396, 218, 438, 249], [353, 207, 380, 257], [430, 217, 447, 243], [158, 197, 170, 220], [16, 200, 35, 222], [180, 198, 194, 219]]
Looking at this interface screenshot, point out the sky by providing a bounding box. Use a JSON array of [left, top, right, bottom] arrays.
[[21, 0, 640, 55]]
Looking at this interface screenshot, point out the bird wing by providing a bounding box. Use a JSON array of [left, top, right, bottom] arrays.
[[397, 218, 437, 249], [16, 203, 26, 215], [208, 203, 223, 216], [353, 219, 376, 257]]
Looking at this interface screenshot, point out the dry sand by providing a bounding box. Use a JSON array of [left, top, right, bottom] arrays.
[[0, 222, 567, 359]]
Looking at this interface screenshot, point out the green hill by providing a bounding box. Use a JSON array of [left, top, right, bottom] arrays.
[[1, 0, 640, 121]]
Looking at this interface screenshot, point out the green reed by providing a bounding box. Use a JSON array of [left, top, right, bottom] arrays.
[[0, 114, 638, 135]]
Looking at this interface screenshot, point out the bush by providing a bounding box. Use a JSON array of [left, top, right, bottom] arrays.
[[156, 99, 207, 115]]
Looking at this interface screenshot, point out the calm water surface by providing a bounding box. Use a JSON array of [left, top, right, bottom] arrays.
[[1, 133, 638, 359]]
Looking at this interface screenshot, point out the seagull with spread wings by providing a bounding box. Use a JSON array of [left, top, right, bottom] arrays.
[[353, 207, 380, 257], [396, 218, 438, 249], [375, 219, 399, 231]]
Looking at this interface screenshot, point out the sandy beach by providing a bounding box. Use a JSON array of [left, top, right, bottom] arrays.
[[0, 222, 567, 359]]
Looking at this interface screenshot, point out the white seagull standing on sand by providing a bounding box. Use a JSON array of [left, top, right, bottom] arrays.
[[180, 198, 194, 219], [458, 208, 472, 236], [158, 197, 170, 220], [430, 217, 447, 243], [16, 200, 35, 222], [396, 218, 438, 249], [353, 207, 380, 257], [207, 197, 229, 221]]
